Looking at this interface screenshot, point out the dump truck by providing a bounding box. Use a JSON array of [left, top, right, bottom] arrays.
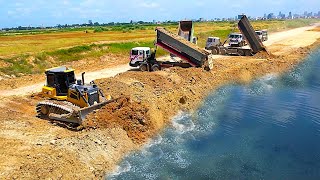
[[255, 30, 268, 42], [178, 20, 197, 44], [206, 15, 267, 56], [129, 27, 211, 71], [255, 30, 263, 42], [36, 66, 115, 124], [228, 33, 246, 47], [262, 30, 268, 41]]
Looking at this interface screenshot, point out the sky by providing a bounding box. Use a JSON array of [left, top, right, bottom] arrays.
[[0, 0, 319, 28]]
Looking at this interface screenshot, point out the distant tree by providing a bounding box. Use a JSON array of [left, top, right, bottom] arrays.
[[94, 22, 100, 26]]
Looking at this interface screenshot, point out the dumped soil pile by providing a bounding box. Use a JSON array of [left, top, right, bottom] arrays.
[[254, 49, 278, 59], [84, 97, 153, 144]]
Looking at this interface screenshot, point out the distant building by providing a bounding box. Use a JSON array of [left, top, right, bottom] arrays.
[[277, 11, 285, 19], [288, 12, 293, 19], [267, 13, 275, 19], [293, 14, 300, 18]]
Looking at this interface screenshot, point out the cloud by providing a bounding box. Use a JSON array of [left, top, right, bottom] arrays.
[[139, 1, 159, 8]]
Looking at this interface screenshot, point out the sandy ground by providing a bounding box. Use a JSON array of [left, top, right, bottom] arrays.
[[0, 25, 320, 179]]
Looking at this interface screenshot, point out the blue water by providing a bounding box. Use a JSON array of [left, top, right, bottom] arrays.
[[107, 48, 320, 180]]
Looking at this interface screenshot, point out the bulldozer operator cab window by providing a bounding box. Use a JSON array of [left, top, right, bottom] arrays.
[[56, 73, 69, 95], [66, 72, 76, 85], [47, 74, 55, 87]]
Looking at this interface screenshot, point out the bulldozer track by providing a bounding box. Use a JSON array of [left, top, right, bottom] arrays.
[[36, 100, 79, 119]]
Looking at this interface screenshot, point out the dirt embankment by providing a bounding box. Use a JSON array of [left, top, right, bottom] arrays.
[[0, 27, 320, 179]]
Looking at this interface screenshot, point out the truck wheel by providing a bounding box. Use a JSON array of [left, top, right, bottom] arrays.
[[211, 47, 219, 55], [245, 50, 252, 56], [238, 50, 245, 56], [139, 64, 148, 72], [151, 64, 160, 71], [220, 49, 227, 55]]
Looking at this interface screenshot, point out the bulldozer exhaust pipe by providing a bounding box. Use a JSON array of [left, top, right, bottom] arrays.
[[82, 72, 85, 85]]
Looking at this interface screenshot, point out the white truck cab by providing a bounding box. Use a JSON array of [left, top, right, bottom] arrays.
[[129, 47, 151, 67], [262, 30, 268, 41], [228, 33, 245, 47], [205, 37, 221, 49], [255, 30, 263, 41]]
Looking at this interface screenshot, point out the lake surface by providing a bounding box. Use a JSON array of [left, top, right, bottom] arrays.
[[108, 48, 320, 180]]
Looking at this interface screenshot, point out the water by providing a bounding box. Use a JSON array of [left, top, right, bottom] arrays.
[[107, 49, 320, 180]]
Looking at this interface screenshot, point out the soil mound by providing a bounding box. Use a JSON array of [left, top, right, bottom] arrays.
[[84, 97, 153, 143], [254, 50, 277, 59]]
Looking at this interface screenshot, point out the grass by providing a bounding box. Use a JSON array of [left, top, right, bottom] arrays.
[[0, 55, 34, 75], [0, 19, 319, 76], [0, 41, 164, 76], [196, 29, 234, 47], [1, 19, 318, 57]]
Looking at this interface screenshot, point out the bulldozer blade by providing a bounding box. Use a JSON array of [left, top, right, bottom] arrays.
[[77, 98, 119, 124]]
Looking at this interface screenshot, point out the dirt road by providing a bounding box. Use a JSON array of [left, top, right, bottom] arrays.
[[1, 24, 319, 97]]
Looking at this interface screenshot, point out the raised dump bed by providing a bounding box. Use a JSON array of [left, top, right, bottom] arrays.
[[238, 15, 267, 54], [155, 27, 210, 67]]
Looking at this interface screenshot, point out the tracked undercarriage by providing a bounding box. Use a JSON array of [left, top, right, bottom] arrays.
[[36, 99, 116, 124], [36, 100, 81, 124]]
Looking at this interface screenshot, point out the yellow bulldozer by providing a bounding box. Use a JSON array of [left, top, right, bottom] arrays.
[[36, 66, 114, 124]]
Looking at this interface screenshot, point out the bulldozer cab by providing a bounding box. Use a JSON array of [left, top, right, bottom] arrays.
[[43, 67, 76, 99]]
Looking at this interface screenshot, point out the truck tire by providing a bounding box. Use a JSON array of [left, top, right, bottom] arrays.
[[220, 49, 227, 55], [139, 64, 148, 72], [211, 47, 219, 55], [151, 64, 160, 71], [245, 50, 252, 56], [238, 50, 245, 56]]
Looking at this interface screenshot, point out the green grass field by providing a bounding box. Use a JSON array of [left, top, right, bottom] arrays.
[[0, 19, 318, 76]]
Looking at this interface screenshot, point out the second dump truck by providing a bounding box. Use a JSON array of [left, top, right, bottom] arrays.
[[206, 15, 267, 56], [129, 27, 211, 71]]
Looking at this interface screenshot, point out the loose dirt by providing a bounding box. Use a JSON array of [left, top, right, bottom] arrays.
[[0, 25, 320, 179]]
